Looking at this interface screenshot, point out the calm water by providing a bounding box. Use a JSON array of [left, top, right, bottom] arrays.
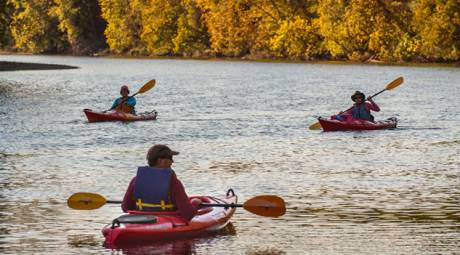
[[0, 55, 459, 255]]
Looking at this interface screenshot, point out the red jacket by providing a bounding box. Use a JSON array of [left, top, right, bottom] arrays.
[[121, 172, 197, 221]]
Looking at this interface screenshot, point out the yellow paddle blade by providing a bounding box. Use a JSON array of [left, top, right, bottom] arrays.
[[309, 122, 322, 130], [67, 192, 107, 210], [385, 77, 404, 90], [243, 195, 286, 217], [137, 79, 156, 94]]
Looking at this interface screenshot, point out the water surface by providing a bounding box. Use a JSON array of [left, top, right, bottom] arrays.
[[0, 55, 459, 254]]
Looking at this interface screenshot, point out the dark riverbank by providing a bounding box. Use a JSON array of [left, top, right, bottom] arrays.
[[0, 61, 78, 71]]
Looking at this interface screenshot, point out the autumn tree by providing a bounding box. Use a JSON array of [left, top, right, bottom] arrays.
[[367, 1, 414, 61], [99, 0, 144, 54], [172, 0, 209, 56], [265, 0, 323, 59], [412, 0, 460, 61], [0, 0, 13, 48], [197, 0, 260, 57], [52, 0, 107, 55], [9, 0, 68, 53], [135, 0, 182, 56], [0, 0, 458, 62]]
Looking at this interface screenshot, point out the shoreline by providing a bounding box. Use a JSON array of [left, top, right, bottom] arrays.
[[0, 60, 78, 71], [90, 52, 460, 68], [1, 52, 459, 70]]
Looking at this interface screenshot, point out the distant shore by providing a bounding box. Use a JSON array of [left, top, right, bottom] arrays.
[[0, 61, 78, 71], [0, 55, 458, 71]]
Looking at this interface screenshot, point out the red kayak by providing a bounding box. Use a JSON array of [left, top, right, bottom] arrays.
[[318, 117, 397, 131], [83, 109, 157, 123], [102, 190, 237, 247]]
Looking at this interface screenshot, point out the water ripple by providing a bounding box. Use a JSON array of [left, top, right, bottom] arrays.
[[0, 56, 459, 254]]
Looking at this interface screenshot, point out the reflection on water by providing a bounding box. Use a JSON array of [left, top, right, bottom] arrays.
[[289, 203, 460, 224], [67, 234, 100, 248], [246, 247, 286, 255], [0, 55, 459, 254], [101, 223, 237, 254], [113, 240, 195, 255]]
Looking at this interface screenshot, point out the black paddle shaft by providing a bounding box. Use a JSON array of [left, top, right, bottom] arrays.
[[200, 203, 243, 208], [369, 88, 386, 99], [107, 200, 122, 204], [103, 201, 242, 208]]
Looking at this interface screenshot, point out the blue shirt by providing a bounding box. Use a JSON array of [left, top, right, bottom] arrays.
[[110, 96, 136, 111]]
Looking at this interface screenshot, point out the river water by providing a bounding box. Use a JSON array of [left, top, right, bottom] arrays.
[[0, 55, 459, 254]]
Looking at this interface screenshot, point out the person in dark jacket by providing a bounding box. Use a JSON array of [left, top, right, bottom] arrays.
[[334, 91, 380, 121]]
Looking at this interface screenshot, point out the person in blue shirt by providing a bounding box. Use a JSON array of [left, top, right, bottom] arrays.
[[109, 85, 136, 114]]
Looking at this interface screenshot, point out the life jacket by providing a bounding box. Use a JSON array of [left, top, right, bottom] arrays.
[[116, 105, 134, 114], [352, 103, 373, 121], [115, 97, 135, 114], [133, 166, 176, 212]]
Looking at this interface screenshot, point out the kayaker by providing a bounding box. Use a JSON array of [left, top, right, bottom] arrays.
[[333, 91, 380, 121], [121, 144, 202, 221], [108, 85, 136, 114]]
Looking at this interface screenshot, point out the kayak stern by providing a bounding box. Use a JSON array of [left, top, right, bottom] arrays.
[[102, 190, 237, 247]]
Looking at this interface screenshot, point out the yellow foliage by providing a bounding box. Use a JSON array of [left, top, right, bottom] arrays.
[[3, 0, 459, 61]]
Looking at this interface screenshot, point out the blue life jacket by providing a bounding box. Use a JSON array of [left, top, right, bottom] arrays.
[[133, 166, 176, 211], [352, 104, 373, 120], [111, 96, 136, 114]]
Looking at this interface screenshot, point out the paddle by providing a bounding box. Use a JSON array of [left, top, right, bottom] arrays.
[[308, 76, 404, 130], [67, 192, 286, 218], [132, 79, 156, 97]]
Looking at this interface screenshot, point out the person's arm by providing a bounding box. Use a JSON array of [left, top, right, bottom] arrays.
[[121, 177, 137, 212], [366, 98, 380, 112], [170, 173, 197, 221], [109, 98, 120, 111]]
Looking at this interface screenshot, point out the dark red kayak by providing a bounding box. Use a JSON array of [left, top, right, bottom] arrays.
[[83, 109, 157, 123], [318, 117, 397, 131], [102, 190, 237, 247]]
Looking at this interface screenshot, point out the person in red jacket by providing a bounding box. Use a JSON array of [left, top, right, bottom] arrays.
[[333, 91, 380, 121], [121, 144, 202, 221]]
